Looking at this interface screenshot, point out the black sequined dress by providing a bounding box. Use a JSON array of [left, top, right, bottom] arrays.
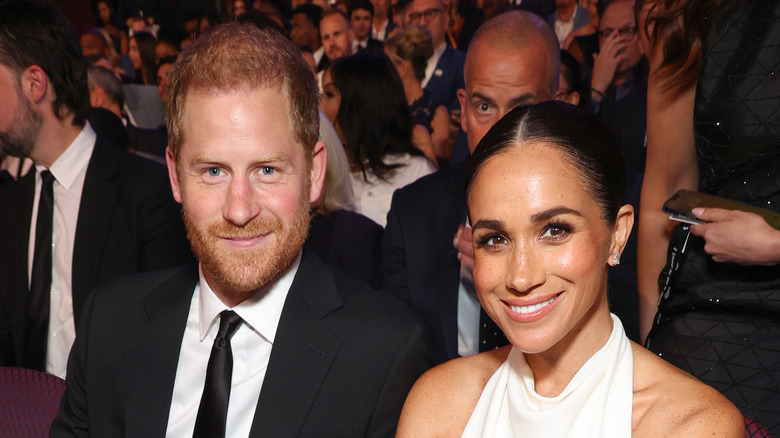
[[645, 1, 780, 433]]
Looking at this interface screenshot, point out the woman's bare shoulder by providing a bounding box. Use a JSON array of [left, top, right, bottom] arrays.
[[631, 343, 745, 437], [396, 346, 510, 438]]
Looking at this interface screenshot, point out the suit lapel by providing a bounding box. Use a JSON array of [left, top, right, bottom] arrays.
[[125, 265, 198, 437], [250, 251, 342, 437], [72, 136, 120, 326], [0, 171, 35, 362], [434, 163, 467, 359]]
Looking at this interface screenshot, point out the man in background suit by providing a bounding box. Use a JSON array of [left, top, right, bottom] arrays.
[[349, 0, 386, 54], [381, 11, 561, 363], [52, 21, 432, 437], [406, 0, 465, 112], [0, 0, 192, 378]]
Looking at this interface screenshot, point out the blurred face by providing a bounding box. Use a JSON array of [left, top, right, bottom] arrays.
[[320, 14, 352, 61], [98, 1, 111, 24], [0, 65, 41, 159], [155, 41, 178, 63], [469, 143, 616, 355], [129, 37, 141, 69], [599, 1, 643, 75], [458, 43, 554, 152], [319, 69, 341, 130], [234, 0, 246, 16], [350, 8, 373, 41], [157, 62, 174, 102], [167, 86, 325, 304], [371, 0, 390, 18], [81, 32, 106, 57], [291, 13, 318, 48], [406, 0, 447, 48]]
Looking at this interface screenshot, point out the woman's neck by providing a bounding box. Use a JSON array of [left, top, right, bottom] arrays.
[[405, 79, 424, 106], [524, 304, 613, 397]]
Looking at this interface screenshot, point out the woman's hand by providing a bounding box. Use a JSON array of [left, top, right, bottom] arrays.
[[690, 207, 780, 265]]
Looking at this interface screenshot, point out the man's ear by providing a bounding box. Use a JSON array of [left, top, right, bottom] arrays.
[[308, 140, 327, 205], [20, 65, 49, 104], [166, 146, 183, 204], [456, 88, 467, 133], [608, 204, 634, 266]]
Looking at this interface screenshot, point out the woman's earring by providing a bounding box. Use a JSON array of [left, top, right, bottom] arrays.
[[612, 253, 620, 266]]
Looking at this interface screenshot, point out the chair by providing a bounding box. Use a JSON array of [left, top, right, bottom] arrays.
[[0, 367, 66, 438]]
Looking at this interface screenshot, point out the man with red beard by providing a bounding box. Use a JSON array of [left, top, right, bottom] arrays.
[[52, 22, 433, 437]]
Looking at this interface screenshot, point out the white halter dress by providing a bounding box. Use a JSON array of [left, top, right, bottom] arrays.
[[461, 314, 633, 437]]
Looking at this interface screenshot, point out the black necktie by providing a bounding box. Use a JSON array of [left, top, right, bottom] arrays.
[[193, 310, 244, 438], [478, 307, 509, 352], [25, 170, 55, 370]]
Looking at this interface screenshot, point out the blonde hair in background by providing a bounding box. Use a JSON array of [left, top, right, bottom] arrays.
[[317, 110, 356, 215], [384, 24, 433, 82]]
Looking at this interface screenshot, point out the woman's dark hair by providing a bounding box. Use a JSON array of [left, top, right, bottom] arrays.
[[329, 52, 422, 182], [132, 31, 158, 85], [0, 0, 90, 127], [639, 0, 738, 91], [464, 101, 627, 224]]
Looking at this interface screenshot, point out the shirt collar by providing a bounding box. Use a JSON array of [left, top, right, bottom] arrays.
[[37, 123, 96, 190], [313, 46, 325, 65], [197, 251, 302, 343]]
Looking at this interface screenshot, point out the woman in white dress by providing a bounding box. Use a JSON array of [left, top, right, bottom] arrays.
[[320, 52, 435, 227], [397, 102, 744, 437]]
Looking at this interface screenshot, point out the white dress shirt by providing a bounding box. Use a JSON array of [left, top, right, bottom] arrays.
[[350, 153, 435, 227], [313, 46, 325, 67], [457, 220, 480, 356], [421, 42, 447, 89], [165, 253, 301, 437], [371, 18, 390, 41], [27, 123, 96, 379]]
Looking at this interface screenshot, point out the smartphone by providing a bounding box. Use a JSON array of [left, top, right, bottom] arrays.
[[663, 189, 780, 229]]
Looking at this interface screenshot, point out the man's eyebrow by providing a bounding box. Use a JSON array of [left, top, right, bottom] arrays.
[[470, 91, 496, 105]]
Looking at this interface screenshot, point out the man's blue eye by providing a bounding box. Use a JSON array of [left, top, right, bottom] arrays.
[[207, 168, 221, 176], [261, 166, 274, 175]]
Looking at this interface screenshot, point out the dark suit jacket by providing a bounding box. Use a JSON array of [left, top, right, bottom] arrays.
[[381, 162, 466, 363], [0, 135, 193, 367], [51, 250, 433, 437], [423, 45, 466, 112], [306, 209, 384, 289], [356, 37, 385, 54]]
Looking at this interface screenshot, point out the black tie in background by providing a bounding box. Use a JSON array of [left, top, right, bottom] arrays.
[[478, 307, 509, 352], [24, 170, 55, 370], [193, 310, 244, 438]]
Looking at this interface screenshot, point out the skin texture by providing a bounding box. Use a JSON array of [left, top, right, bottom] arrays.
[[156, 62, 173, 103], [637, 32, 698, 342], [319, 69, 341, 138], [690, 207, 780, 265], [591, 0, 644, 99], [128, 37, 141, 69], [166, 86, 326, 307], [320, 14, 352, 61], [0, 65, 41, 159], [0, 63, 78, 168], [405, 0, 448, 49], [454, 34, 557, 278], [351, 8, 373, 41], [80, 32, 107, 57], [397, 143, 744, 438], [291, 13, 321, 51]]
